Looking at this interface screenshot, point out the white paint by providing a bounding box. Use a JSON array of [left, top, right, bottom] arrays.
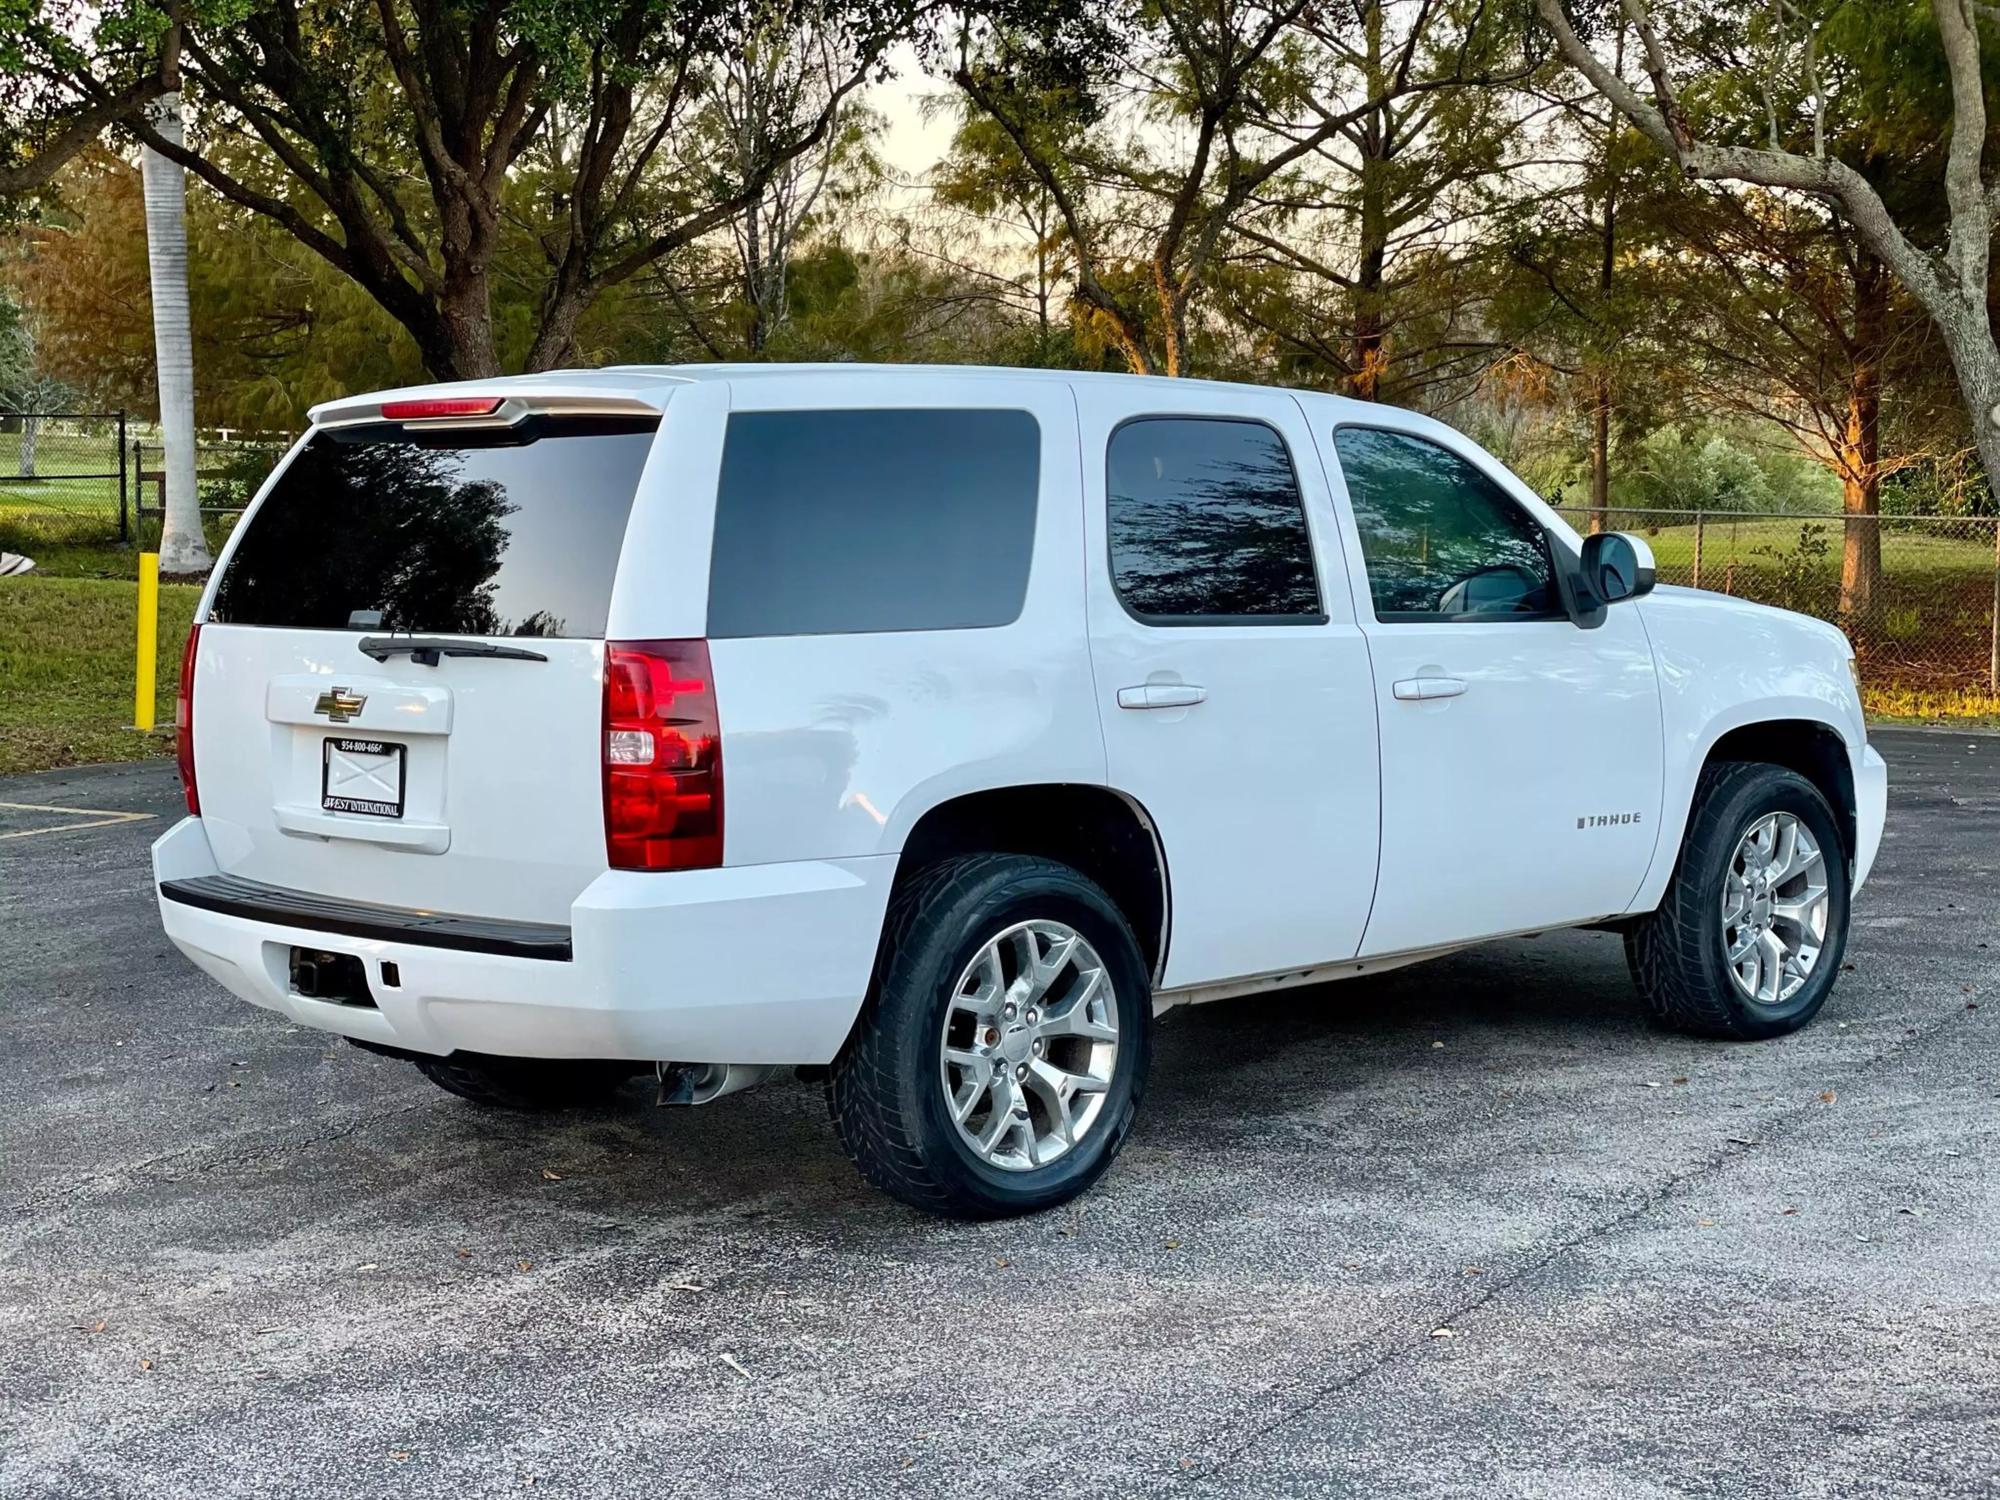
[[163, 364, 1884, 1066]]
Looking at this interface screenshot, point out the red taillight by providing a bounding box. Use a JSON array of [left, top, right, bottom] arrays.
[[603, 640, 723, 870], [380, 397, 502, 420], [176, 623, 201, 815]]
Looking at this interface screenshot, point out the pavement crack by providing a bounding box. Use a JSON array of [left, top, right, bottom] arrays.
[[1160, 999, 1989, 1494]]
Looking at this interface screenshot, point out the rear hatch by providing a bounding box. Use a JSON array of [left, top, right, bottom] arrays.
[[190, 399, 661, 925]]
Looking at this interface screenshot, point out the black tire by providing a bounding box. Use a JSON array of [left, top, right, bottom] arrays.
[[827, 854, 1151, 1219], [412, 1053, 638, 1111], [1626, 761, 1851, 1040]]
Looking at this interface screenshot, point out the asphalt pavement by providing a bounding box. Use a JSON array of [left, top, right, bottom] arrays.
[[1, 730, 1996, 1499]]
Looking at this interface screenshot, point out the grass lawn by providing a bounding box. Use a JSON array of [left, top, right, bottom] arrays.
[[1563, 511, 2000, 581], [0, 574, 201, 775]]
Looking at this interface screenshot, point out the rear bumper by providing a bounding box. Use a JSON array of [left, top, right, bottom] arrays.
[[1853, 742, 1888, 893], [152, 817, 894, 1064]]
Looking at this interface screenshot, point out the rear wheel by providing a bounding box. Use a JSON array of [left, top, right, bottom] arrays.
[[827, 854, 1151, 1218], [412, 1053, 638, 1111], [1626, 762, 1850, 1040]]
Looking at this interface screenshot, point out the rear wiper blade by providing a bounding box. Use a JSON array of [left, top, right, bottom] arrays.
[[357, 635, 549, 667]]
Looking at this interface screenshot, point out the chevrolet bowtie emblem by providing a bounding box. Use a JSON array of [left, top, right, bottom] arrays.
[[313, 687, 367, 723]]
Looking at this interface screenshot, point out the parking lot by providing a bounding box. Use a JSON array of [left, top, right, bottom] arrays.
[[1, 730, 1996, 1499]]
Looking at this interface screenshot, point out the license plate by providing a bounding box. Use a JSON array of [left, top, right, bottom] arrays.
[[321, 737, 406, 818]]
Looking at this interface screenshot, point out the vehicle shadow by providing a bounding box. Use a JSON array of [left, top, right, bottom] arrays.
[[404, 927, 1658, 1231]]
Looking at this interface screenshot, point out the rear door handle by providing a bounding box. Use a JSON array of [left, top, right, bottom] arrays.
[[1391, 676, 1468, 701], [1117, 684, 1208, 710]]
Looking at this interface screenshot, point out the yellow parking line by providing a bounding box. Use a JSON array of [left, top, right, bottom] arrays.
[[0, 801, 158, 840]]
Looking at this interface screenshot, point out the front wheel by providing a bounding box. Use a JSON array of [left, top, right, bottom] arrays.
[[1626, 762, 1851, 1040], [827, 854, 1151, 1218]]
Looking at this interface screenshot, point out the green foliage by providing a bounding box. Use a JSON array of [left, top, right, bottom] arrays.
[[1753, 522, 1836, 613], [1626, 425, 1837, 514], [0, 573, 200, 774]]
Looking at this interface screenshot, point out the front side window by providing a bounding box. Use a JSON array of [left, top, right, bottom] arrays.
[[1332, 426, 1559, 621], [707, 408, 1040, 638], [1106, 417, 1322, 621]]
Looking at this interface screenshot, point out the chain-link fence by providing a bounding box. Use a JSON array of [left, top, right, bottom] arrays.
[[1553, 506, 2000, 703], [0, 412, 130, 553]]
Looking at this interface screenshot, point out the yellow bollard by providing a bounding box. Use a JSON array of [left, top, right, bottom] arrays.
[[134, 551, 159, 732]]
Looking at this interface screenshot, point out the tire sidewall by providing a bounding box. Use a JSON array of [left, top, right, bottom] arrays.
[[1689, 770, 1851, 1037], [889, 865, 1151, 1214]]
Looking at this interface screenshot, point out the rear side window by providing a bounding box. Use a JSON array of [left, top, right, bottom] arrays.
[[1106, 417, 1322, 622], [209, 416, 656, 638], [706, 408, 1040, 637]]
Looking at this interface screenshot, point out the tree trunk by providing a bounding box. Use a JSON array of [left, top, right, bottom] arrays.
[[1349, 10, 1390, 401], [1590, 83, 1617, 538], [1349, 127, 1389, 398], [18, 417, 37, 479], [1156, 264, 1189, 377], [140, 92, 211, 577], [743, 191, 768, 354], [1837, 255, 1887, 621], [1589, 369, 1612, 535]]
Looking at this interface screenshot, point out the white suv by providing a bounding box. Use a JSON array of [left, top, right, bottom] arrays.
[[154, 365, 1888, 1217]]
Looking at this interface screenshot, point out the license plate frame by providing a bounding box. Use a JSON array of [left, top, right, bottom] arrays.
[[321, 737, 407, 819]]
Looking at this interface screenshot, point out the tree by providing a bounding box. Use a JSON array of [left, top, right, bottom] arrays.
[[0, 16, 161, 200], [1488, 24, 1688, 532], [926, 98, 1080, 364], [1664, 190, 1959, 615], [952, 0, 1535, 377], [1532, 0, 2000, 510], [28, 0, 939, 379], [141, 78, 211, 574], [1227, 0, 1538, 403], [699, 32, 883, 353]]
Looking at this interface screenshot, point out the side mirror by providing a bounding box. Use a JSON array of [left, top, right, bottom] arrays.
[[1577, 531, 1655, 607]]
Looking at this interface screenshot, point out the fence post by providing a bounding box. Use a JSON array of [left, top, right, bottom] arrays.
[[117, 410, 128, 542], [1989, 518, 1999, 696], [1692, 511, 1705, 589]]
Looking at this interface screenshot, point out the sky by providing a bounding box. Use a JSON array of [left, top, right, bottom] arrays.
[[861, 45, 957, 181]]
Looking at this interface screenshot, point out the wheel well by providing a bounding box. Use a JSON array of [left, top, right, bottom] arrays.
[[895, 785, 1170, 979], [1704, 720, 1856, 858]]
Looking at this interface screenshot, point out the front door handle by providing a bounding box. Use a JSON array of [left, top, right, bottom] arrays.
[[1392, 676, 1468, 701], [1117, 683, 1208, 710]]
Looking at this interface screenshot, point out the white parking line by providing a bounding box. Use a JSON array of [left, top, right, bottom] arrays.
[[0, 801, 158, 840]]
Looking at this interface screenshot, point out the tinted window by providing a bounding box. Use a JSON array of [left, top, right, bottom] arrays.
[[210, 416, 655, 638], [1332, 427, 1558, 620], [1106, 418, 1321, 621], [707, 408, 1039, 637]]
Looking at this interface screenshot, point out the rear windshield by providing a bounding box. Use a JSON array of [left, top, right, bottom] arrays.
[[208, 415, 656, 638]]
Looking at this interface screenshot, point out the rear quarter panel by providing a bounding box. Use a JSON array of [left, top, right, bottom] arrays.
[[626, 373, 1103, 867], [1630, 585, 1866, 911]]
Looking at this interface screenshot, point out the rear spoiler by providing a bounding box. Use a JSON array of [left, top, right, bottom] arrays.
[[312, 394, 664, 431]]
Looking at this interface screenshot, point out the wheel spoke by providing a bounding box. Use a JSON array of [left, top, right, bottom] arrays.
[[1767, 818, 1799, 882], [1023, 1060, 1078, 1148], [977, 1074, 1021, 1153], [1039, 968, 1117, 1042], [1736, 940, 1764, 1000], [1758, 927, 1790, 1001], [959, 949, 1007, 1017], [1771, 895, 1824, 931], [1029, 932, 1080, 998], [1722, 879, 1750, 924], [945, 1049, 993, 1124]]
